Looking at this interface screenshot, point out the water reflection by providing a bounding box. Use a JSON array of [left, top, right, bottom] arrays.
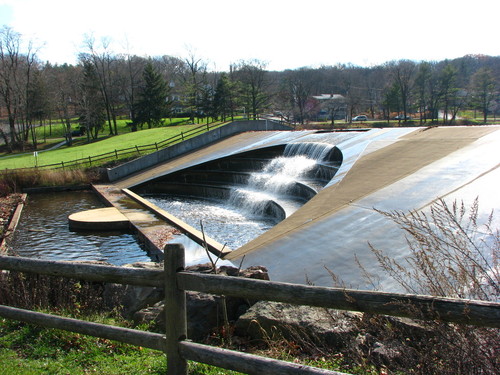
[[11, 191, 151, 266]]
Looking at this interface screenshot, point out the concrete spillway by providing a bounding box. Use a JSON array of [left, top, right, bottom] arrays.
[[89, 123, 500, 292], [131, 143, 341, 222]]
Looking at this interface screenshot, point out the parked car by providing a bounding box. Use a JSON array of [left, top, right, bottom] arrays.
[[352, 115, 368, 121]]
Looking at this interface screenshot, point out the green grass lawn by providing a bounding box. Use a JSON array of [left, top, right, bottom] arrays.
[[0, 318, 247, 375], [0, 317, 361, 375], [31, 118, 194, 140], [0, 122, 222, 170]]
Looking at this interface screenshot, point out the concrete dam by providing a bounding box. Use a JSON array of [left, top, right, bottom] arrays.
[[77, 121, 500, 292]]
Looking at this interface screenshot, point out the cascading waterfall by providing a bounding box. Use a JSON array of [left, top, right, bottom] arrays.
[[228, 142, 334, 217], [284, 142, 334, 160], [142, 140, 340, 251]]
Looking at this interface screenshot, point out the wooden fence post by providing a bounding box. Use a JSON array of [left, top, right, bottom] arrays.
[[165, 244, 188, 375]]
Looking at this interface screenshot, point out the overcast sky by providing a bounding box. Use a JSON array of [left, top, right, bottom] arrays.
[[0, 0, 498, 71]]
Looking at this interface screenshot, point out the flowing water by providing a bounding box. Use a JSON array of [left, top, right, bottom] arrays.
[[10, 142, 338, 263], [149, 142, 336, 250], [11, 191, 151, 265], [147, 196, 278, 250], [227, 142, 334, 217]]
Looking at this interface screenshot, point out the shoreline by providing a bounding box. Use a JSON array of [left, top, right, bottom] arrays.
[[0, 193, 27, 254]]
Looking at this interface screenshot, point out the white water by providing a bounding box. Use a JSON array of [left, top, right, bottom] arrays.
[[284, 142, 334, 160], [228, 142, 334, 217], [149, 142, 337, 251], [146, 196, 276, 250]]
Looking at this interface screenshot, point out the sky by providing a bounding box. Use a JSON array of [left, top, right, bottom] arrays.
[[0, 0, 498, 71]]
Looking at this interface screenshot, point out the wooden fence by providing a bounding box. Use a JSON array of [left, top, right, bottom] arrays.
[[0, 244, 499, 375], [2, 122, 223, 173]]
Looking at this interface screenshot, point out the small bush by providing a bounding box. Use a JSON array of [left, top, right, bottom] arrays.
[[357, 198, 500, 374]]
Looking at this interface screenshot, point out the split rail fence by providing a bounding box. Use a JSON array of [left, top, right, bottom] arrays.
[[0, 244, 499, 375]]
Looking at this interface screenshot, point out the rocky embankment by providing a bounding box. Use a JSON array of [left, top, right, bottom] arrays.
[[0, 193, 26, 252], [111, 262, 431, 370]]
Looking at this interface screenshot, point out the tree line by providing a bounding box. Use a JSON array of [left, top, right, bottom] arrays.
[[1, 26, 499, 153]]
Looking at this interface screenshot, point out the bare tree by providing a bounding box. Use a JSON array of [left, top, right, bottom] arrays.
[[180, 50, 207, 123], [339, 68, 363, 122], [80, 35, 119, 135], [45, 63, 81, 146], [0, 26, 41, 151], [116, 54, 146, 126], [439, 63, 459, 124], [388, 60, 416, 122], [282, 68, 316, 124], [414, 62, 432, 124], [232, 59, 271, 120]]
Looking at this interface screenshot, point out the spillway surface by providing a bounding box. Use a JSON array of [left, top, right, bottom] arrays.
[[108, 125, 500, 292]]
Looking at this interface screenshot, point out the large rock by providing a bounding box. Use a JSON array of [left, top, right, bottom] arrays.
[[234, 301, 360, 349], [234, 301, 436, 367]]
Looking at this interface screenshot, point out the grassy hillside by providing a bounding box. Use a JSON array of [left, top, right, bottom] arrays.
[[0, 122, 221, 170]]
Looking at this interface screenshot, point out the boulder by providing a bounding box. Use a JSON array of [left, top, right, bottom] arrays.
[[234, 301, 360, 349]]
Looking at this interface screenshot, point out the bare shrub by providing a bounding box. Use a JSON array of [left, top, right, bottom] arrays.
[[357, 197, 500, 374], [0, 270, 109, 316], [368, 197, 498, 301], [0, 168, 98, 195]]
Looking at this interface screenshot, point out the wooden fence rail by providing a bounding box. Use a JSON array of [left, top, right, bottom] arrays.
[[0, 244, 499, 375]]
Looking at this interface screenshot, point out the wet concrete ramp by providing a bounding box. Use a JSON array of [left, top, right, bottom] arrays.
[[102, 125, 500, 291]]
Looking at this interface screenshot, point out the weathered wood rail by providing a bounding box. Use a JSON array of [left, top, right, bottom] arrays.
[[0, 244, 499, 374]]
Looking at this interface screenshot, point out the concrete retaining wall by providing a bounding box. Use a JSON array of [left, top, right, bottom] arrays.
[[106, 120, 291, 182]]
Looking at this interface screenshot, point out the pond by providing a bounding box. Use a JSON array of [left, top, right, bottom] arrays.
[[10, 191, 152, 266]]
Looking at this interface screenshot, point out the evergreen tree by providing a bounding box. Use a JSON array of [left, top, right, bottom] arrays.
[[382, 82, 401, 120], [213, 73, 236, 121], [470, 68, 497, 123], [135, 61, 170, 129]]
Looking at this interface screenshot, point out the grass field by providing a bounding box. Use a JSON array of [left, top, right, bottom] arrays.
[[0, 317, 248, 375], [0, 121, 221, 170]]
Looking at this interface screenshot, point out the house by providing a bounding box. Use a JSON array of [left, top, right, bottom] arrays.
[[309, 94, 347, 121]]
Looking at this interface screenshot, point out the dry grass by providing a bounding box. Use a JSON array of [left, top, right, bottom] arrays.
[[355, 197, 500, 374], [0, 168, 99, 196], [0, 270, 111, 316], [368, 197, 499, 301]]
